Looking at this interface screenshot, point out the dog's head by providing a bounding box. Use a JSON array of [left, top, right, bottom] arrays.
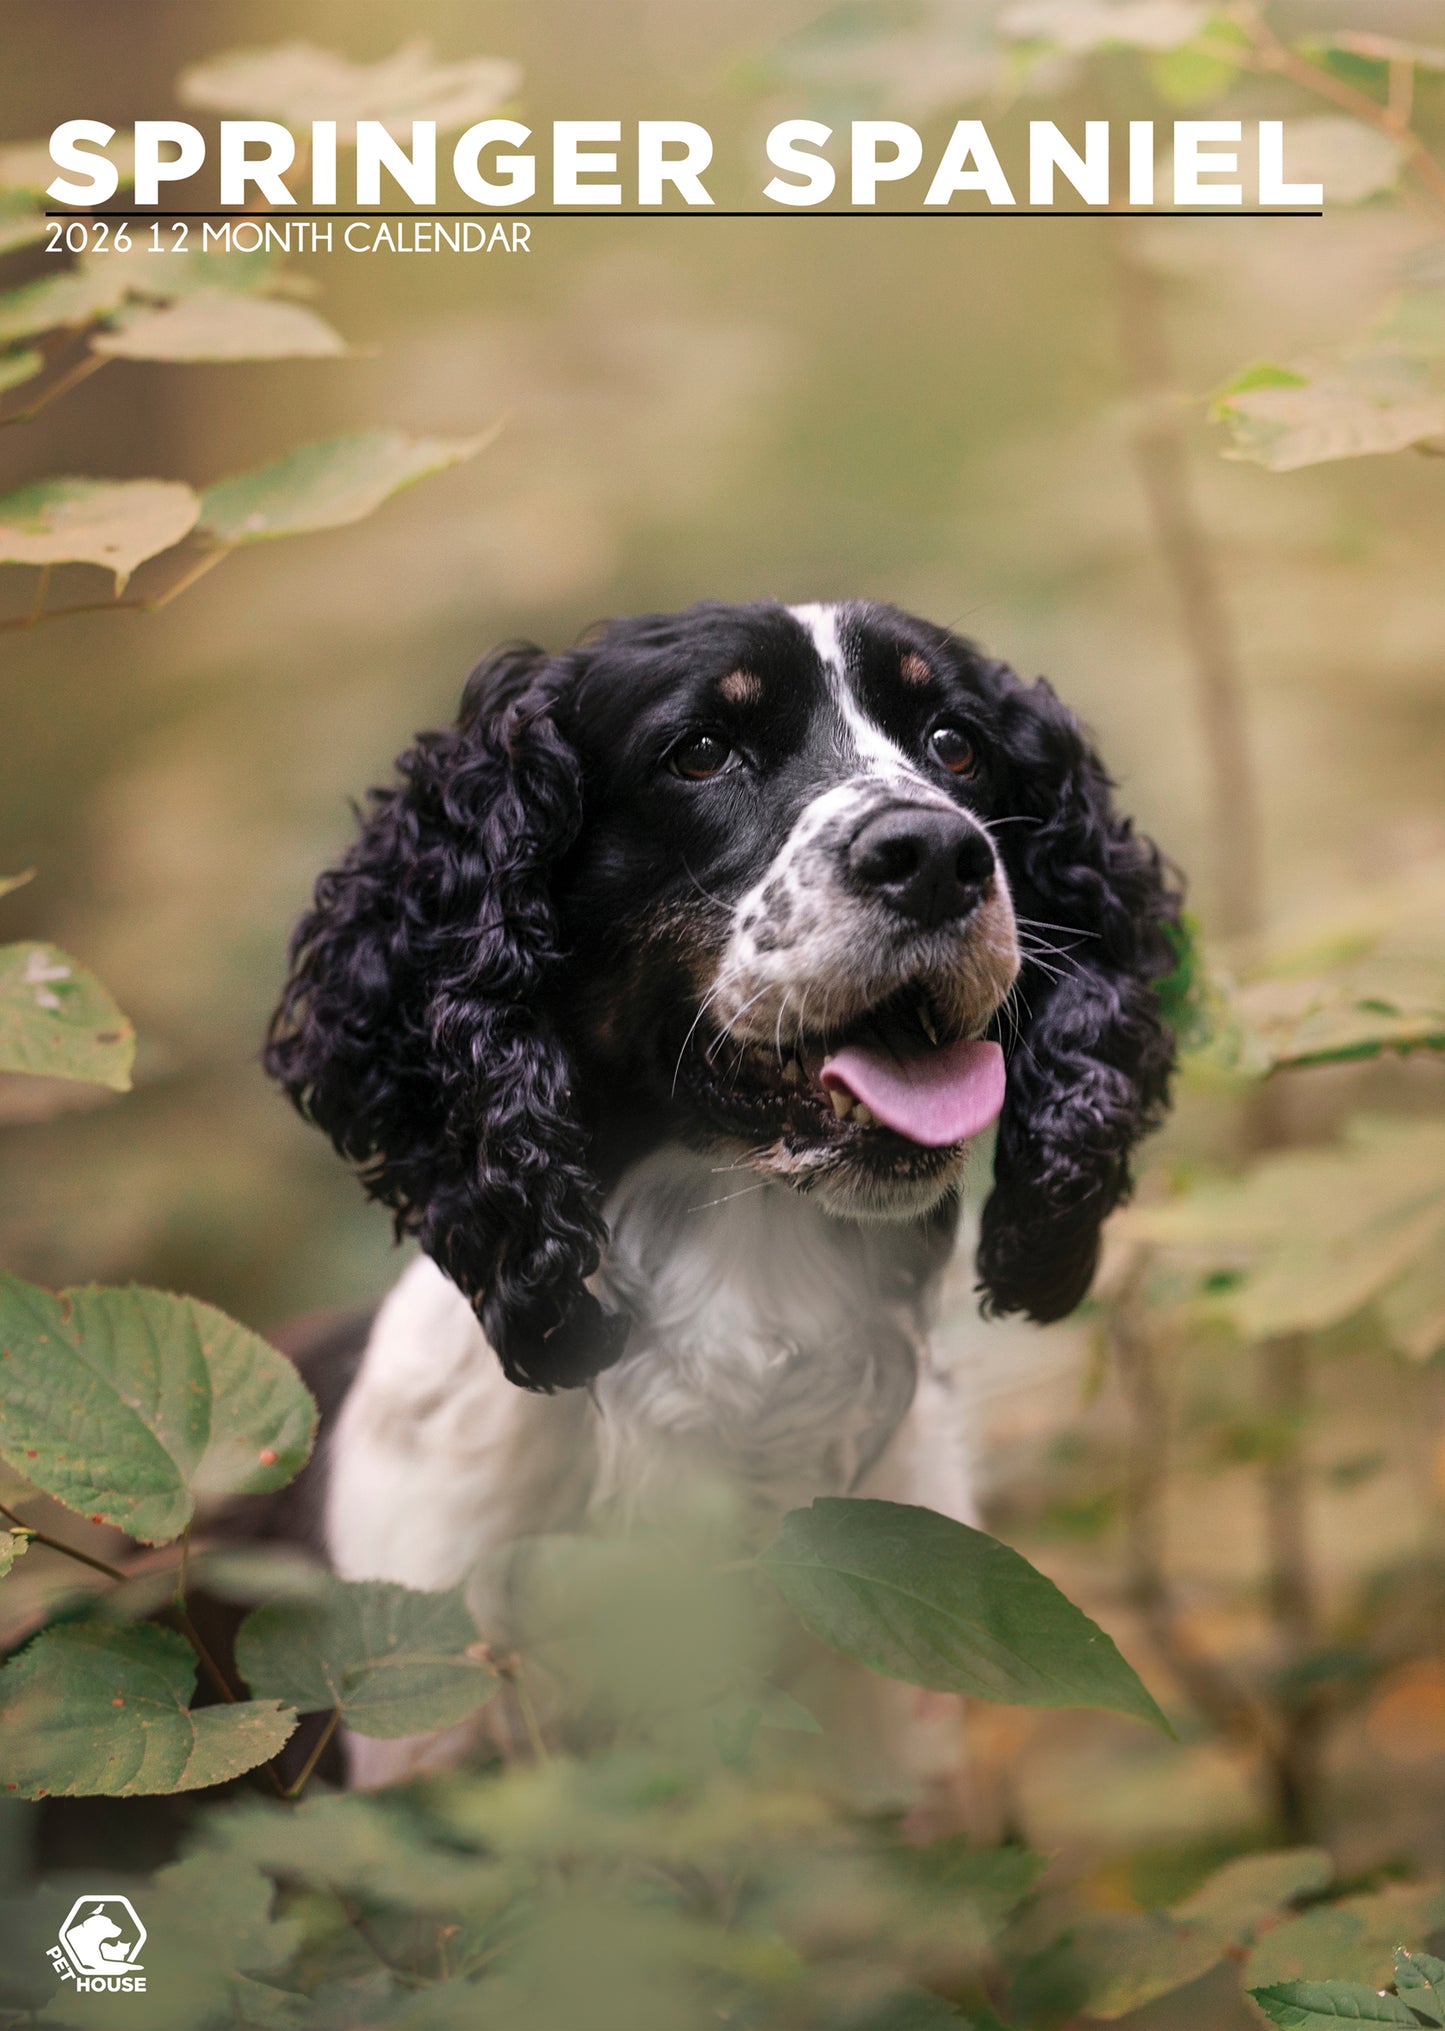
[[266, 600, 1181, 1390]]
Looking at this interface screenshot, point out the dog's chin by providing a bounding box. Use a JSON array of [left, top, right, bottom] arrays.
[[673, 980, 997, 1224], [799, 1144, 969, 1222], [690, 1105, 971, 1223]]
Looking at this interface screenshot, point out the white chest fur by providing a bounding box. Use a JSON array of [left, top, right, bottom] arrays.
[[592, 1147, 924, 1521], [325, 1146, 933, 1593]]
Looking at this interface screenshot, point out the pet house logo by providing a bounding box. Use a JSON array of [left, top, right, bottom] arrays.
[[47, 1895, 148, 1993]]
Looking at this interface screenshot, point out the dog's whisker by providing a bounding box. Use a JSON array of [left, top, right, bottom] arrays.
[[1014, 913, 1100, 940], [773, 986, 793, 1068], [686, 1179, 777, 1212], [682, 860, 733, 913], [670, 977, 730, 1097]]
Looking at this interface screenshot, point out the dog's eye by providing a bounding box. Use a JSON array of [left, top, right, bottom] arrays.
[[669, 733, 736, 781], [928, 724, 977, 777]]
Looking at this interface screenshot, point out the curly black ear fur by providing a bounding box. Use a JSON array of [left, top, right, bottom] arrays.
[[977, 670, 1182, 1324], [263, 647, 625, 1391]]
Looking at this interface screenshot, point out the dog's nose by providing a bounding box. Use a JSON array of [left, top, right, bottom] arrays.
[[847, 805, 995, 930]]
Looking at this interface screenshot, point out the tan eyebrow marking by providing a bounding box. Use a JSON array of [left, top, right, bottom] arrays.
[[899, 651, 932, 688], [718, 668, 763, 705]]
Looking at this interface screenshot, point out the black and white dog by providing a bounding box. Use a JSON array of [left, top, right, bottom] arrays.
[[265, 599, 1179, 1794]]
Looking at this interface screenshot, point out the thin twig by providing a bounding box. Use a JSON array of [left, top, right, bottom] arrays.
[[166, 1603, 238, 1704], [1260, 1334, 1316, 1648], [0, 543, 234, 634], [145, 542, 233, 609], [159, 1600, 290, 1798], [483, 1648, 550, 1763], [0, 351, 109, 429], [0, 1501, 127, 1583], [338, 1897, 431, 1991], [1110, 1270, 1260, 1742], [284, 1705, 343, 1800], [1258, 1329, 1326, 1839], [1108, 223, 1264, 941], [1209, 7, 1445, 214], [26, 566, 51, 629], [507, 1658, 550, 1765], [1387, 58, 1415, 136]]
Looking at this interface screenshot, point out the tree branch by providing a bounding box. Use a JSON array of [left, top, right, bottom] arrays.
[[0, 351, 109, 429], [0, 544, 234, 634], [1108, 222, 1264, 940]]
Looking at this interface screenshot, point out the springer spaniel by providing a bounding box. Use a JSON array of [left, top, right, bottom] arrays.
[[265, 599, 1179, 1799]]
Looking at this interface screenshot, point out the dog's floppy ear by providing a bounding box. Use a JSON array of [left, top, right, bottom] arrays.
[[977, 669, 1181, 1324], [264, 645, 625, 1391]]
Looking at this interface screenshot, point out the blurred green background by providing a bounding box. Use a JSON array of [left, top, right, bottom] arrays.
[[2, 0, 1444, 1922]]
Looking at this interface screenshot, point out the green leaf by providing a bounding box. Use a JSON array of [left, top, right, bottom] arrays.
[[0, 941, 134, 1089], [206, 1789, 511, 1910], [757, 1498, 1169, 1729], [1213, 362, 1311, 404], [507, 1531, 771, 1731], [84, 242, 288, 303], [1156, 910, 1214, 1047], [198, 428, 488, 545], [709, 1683, 821, 1767], [95, 293, 348, 363], [0, 1623, 294, 1797], [1000, 0, 1210, 54], [1148, 18, 1250, 103], [178, 40, 521, 140], [1127, 1118, 1445, 1345], [1173, 1849, 1333, 1939], [189, 1543, 332, 1605], [1040, 1911, 1229, 2020], [1381, 1241, 1445, 1362], [0, 348, 43, 393], [1214, 354, 1445, 471], [0, 269, 126, 345], [1300, 31, 1445, 76], [1225, 973, 1445, 1072], [0, 1529, 29, 1578], [1247, 1884, 1445, 1992], [0, 1275, 317, 1544], [1250, 1982, 1423, 2028], [0, 133, 135, 194], [0, 477, 200, 591], [1397, 1951, 1445, 2028], [1012, 1853, 1331, 2024], [236, 1577, 496, 1738], [887, 1841, 1049, 1965]]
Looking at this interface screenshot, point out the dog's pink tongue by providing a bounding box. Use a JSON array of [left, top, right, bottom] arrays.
[[820, 1037, 1006, 1148]]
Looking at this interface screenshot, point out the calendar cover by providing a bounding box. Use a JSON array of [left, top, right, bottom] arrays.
[[1, 3, 1443, 2023]]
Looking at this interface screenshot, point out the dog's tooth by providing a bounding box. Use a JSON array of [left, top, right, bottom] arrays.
[[829, 1089, 853, 1120], [781, 1059, 802, 1086], [919, 1006, 940, 1047], [853, 1103, 875, 1127]]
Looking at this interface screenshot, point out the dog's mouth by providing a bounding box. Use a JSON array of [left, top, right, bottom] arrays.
[[683, 983, 1006, 1161]]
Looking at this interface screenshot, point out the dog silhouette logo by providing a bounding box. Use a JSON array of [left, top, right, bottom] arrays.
[[48, 1896, 147, 1992]]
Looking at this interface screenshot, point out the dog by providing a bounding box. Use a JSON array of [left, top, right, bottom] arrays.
[[264, 598, 1180, 1801]]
